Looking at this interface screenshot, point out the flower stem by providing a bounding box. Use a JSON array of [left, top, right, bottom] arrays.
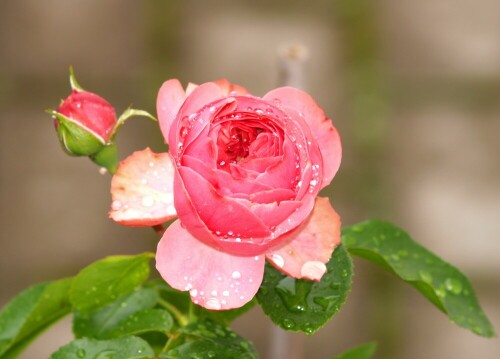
[[158, 297, 188, 327]]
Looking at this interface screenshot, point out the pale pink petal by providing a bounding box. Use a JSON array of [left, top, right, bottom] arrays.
[[213, 79, 250, 96], [185, 82, 198, 96], [157, 79, 186, 144], [109, 148, 176, 226], [266, 197, 341, 281], [264, 87, 342, 188], [156, 220, 265, 310]]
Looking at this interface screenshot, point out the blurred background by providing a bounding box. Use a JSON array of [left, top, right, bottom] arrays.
[[1, 0, 499, 358]]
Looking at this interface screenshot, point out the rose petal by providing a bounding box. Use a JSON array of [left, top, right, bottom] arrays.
[[250, 200, 302, 228], [176, 166, 270, 238], [264, 87, 342, 188], [266, 197, 341, 281], [181, 155, 274, 197], [213, 79, 250, 96], [109, 148, 176, 226], [169, 82, 224, 157], [156, 220, 265, 310], [157, 79, 187, 144]]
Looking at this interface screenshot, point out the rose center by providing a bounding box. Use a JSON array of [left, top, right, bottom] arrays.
[[216, 122, 262, 166]]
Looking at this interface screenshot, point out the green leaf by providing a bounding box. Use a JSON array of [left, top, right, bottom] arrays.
[[194, 299, 257, 326], [257, 244, 353, 335], [49, 336, 154, 359], [342, 220, 495, 337], [161, 319, 258, 359], [73, 288, 158, 339], [0, 278, 72, 358], [70, 253, 153, 313], [332, 342, 377, 359], [105, 308, 173, 338]]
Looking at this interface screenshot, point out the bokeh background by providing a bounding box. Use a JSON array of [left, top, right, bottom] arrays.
[[1, 1, 499, 358]]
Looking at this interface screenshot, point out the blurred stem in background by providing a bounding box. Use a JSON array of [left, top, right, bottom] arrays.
[[332, 1, 401, 358]]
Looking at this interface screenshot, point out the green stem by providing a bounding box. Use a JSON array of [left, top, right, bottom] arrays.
[[158, 297, 188, 326], [162, 333, 179, 353]]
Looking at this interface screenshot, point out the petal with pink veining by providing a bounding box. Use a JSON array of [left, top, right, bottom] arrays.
[[109, 148, 176, 226], [156, 220, 265, 310], [157, 79, 186, 144], [264, 87, 341, 188], [266, 197, 341, 281], [177, 166, 270, 238]]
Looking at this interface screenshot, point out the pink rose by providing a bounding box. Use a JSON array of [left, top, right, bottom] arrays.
[[53, 89, 117, 156], [109, 79, 342, 310]]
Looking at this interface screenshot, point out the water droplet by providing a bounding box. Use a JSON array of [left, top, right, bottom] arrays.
[[390, 253, 400, 261], [76, 349, 86, 358], [232, 271, 241, 279], [300, 261, 327, 280], [141, 196, 155, 207], [270, 254, 285, 268], [95, 350, 116, 359], [190, 288, 198, 297], [111, 200, 122, 210], [303, 323, 314, 334], [444, 278, 463, 295], [352, 225, 364, 233], [211, 290, 218, 297], [205, 298, 221, 310], [281, 318, 295, 329], [276, 277, 310, 313], [419, 270, 433, 283], [436, 287, 446, 298], [313, 295, 339, 311], [222, 290, 229, 297]]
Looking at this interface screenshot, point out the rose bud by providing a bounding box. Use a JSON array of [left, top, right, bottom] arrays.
[[109, 79, 342, 310], [52, 89, 117, 157]]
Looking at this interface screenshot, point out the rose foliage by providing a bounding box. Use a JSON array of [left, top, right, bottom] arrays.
[[109, 79, 343, 310]]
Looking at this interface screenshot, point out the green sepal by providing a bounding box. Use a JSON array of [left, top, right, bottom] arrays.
[[49, 110, 106, 156], [90, 141, 119, 174], [110, 108, 157, 140], [69, 66, 84, 91]]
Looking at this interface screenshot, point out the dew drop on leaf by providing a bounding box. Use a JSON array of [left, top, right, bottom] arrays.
[[444, 278, 463, 295], [282, 318, 295, 329], [418, 270, 433, 283]]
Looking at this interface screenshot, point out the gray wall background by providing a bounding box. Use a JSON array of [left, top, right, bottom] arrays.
[[1, 1, 499, 358]]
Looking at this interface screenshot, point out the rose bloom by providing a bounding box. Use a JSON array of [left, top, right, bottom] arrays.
[[109, 79, 342, 310]]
